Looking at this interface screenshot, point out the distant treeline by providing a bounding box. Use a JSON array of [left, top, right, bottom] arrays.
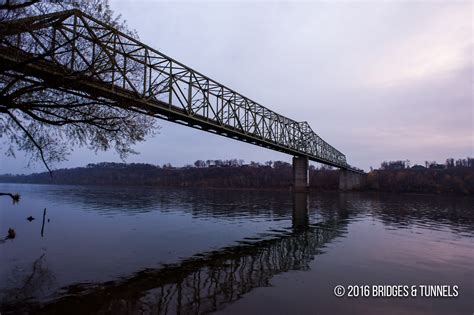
[[1, 158, 473, 194], [377, 157, 474, 171], [0, 161, 338, 190], [364, 157, 474, 194], [364, 168, 474, 194]]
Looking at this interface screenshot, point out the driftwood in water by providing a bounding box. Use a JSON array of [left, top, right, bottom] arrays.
[[41, 208, 47, 237], [0, 192, 20, 204], [6, 228, 15, 239]]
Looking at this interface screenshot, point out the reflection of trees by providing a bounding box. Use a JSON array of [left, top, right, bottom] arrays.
[[38, 186, 474, 235], [6, 219, 346, 314], [1, 254, 56, 308], [359, 193, 474, 234], [43, 186, 294, 219]]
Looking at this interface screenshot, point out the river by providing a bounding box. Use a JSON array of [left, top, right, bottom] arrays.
[[0, 183, 473, 314]]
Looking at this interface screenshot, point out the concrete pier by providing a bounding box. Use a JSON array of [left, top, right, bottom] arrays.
[[339, 169, 364, 191], [292, 156, 309, 192]]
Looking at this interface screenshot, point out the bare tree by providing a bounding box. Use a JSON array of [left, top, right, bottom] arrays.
[[0, 0, 158, 174]]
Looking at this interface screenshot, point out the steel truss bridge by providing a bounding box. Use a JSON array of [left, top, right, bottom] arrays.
[[0, 9, 358, 170]]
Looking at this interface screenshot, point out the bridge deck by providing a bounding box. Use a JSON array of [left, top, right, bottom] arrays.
[[0, 9, 360, 171]]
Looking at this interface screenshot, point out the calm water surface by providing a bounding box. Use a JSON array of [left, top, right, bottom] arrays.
[[0, 183, 473, 314]]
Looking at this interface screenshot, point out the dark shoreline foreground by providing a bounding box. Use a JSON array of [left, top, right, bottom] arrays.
[[1, 162, 473, 195]]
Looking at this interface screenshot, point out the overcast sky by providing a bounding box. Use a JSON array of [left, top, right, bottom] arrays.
[[1, 0, 472, 173]]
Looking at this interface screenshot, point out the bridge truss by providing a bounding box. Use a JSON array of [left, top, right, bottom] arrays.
[[0, 9, 356, 169]]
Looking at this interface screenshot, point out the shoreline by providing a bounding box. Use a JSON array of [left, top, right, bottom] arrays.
[[1, 181, 472, 197]]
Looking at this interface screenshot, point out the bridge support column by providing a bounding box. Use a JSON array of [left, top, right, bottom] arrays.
[[292, 156, 309, 192], [339, 169, 364, 191]]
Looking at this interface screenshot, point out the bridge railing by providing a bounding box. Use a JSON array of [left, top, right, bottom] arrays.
[[0, 10, 350, 168]]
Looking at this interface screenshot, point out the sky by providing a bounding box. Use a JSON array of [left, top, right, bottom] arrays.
[[1, 0, 473, 173]]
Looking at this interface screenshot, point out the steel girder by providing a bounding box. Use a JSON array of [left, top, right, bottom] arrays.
[[0, 9, 358, 170]]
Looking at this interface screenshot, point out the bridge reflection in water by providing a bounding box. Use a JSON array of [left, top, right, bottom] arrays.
[[8, 193, 347, 315]]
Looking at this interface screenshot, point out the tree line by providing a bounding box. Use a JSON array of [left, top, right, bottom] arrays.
[[365, 157, 474, 194], [378, 158, 474, 171], [1, 157, 473, 194], [0, 160, 338, 190]]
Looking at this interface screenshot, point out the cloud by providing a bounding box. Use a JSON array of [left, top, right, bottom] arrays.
[[360, 3, 472, 88]]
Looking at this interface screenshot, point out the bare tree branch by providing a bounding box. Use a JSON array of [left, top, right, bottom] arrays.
[[0, 0, 39, 11], [6, 110, 52, 174], [0, 1, 158, 173]]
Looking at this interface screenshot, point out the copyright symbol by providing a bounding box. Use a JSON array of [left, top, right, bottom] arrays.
[[334, 285, 345, 297]]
